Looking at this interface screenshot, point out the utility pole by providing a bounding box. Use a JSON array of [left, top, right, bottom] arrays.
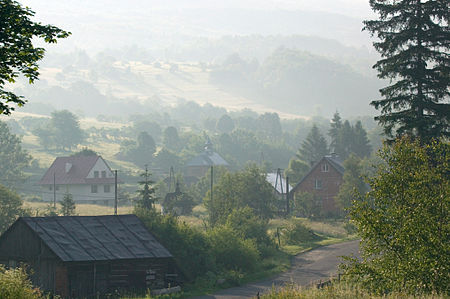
[[53, 172, 56, 208], [210, 166, 213, 204], [286, 176, 290, 216], [114, 170, 118, 215]]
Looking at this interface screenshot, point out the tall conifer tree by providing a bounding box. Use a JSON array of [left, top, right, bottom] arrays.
[[364, 0, 449, 140], [297, 125, 328, 164], [329, 111, 342, 153]]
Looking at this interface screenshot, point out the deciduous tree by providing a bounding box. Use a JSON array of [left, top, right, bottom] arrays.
[[342, 138, 449, 294], [0, 184, 28, 234], [0, 120, 31, 187], [204, 165, 276, 226], [0, 0, 69, 115]]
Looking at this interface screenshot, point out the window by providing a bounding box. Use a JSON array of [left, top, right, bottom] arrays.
[[49, 186, 52, 191], [91, 185, 98, 193], [104, 185, 110, 193], [101, 170, 106, 178], [94, 171, 99, 178], [315, 179, 322, 190], [321, 163, 329, 172], [55, 185, 59, 191]]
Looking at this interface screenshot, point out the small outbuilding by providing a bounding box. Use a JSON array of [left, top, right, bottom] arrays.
[[0, 215, 178, 298]]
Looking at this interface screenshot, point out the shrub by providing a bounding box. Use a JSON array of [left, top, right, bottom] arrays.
[[281, 218, 319, 245], [225, 207, 273, 248], [136, 208, 214, 281], [0, 265, 43, 299], [207, 226, 259, 272]]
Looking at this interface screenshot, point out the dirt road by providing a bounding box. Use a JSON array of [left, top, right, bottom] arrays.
[[192, 240, 360, 299]]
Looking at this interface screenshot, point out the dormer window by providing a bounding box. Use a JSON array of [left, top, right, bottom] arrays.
[[321, 163, 329, 172], [94, 171, 99, 178]]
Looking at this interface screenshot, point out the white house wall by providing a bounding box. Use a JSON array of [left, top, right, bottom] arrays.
[[87, 158, 114, 179], [41, 184, 114, 204]]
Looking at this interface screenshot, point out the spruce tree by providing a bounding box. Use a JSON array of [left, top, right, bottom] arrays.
[[136, 165, 157, 211], [351, 121, 372, 158], [297, 125, 328, 164], [336, 120, 354, 160], [60, 193, 76, 216], [364, 0, 449, 140], [329, 111, 342, 153]]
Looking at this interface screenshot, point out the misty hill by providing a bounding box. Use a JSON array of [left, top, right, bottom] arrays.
[[210, 48, 381, 116], [14, 45, 380, 118]]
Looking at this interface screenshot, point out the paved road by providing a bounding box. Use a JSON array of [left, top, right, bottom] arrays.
[[192, 240, 360, 299]]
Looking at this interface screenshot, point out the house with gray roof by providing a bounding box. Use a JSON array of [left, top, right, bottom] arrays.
[[0, 215, 178, 298], [185, 137, 229, 178], [38, 155, 116, 204]]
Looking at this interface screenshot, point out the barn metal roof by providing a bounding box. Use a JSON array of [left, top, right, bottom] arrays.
[[186, 151, 229, 167], [266, 173, 293, 194], [21, 215, 172, 262]]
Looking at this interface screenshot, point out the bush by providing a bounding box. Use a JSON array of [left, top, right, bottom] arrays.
[[0, 265, 44, 299], [281, 218, 319, 245], [136, 208, 214, 281], [207, 226, 259, 272], [225, 207, 273, 249]]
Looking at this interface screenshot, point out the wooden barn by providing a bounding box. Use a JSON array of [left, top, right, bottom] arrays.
[[0, 215, 178, 298]]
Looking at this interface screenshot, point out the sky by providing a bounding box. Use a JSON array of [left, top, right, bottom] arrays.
[[21, 0, 375, 51]]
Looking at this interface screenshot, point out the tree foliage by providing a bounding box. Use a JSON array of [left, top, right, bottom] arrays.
[[336, 154, 367, 214], [136, 166, 157, 211], [204, 165, 276, 226], [0, 120, 31, 187], [284, 158, 309, 185], [297, 124, 328, 164], [0, 184, 28, 234], [342, 138, 449, 294], [0, 0, 70, 115], [60, 193, 76, 216], [364, 0, 450, 140], [329, 112, 372, 160], [34, 110, 84, 150]]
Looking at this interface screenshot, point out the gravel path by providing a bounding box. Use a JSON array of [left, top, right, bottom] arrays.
[[191, 240, 360, 299]]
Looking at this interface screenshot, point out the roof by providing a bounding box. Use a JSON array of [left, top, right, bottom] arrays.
[[186, 151, 229, 167], [291, 154, 345, 192], [266, 173, 292, 194], [19, 215, 172, 262], [38, 156, 114, 185]]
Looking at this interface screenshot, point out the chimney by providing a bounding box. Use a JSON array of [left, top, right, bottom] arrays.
[[65, 162, 72, 173]]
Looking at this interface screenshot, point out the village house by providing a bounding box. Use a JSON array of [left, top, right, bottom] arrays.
[[185, 137, 229, 178], [0, 215, 179, 298], [291, 154, 344, 215], [38, 155, 116, 205]]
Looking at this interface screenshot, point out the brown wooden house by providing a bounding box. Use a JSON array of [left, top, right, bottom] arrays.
[[0, 215, 178, 298], [291, 154, 345, 215]]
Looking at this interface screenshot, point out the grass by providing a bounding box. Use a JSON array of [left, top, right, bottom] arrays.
[[260, 282, 447, 299], [23, 201, 134, 216]]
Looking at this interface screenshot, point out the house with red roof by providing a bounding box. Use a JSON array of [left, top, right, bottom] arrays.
[[38, 155, 116, 204]]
